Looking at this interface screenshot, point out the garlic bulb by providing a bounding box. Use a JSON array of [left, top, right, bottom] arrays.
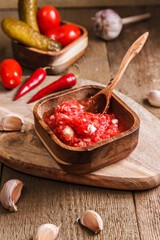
[[93, 9, 122, 40], [33, 223, 60, 240], [93, 9, 151, 40], [0, 179, 23, 212], [0, 114, 25, 132], [148, 90, 160, 107], [80, 210, 103, 234]]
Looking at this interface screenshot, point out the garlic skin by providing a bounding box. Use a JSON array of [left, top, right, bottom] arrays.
[[0, 114, 25, 132], [93, 9, 122, 40], [33, 223, 60, 240], [148, 90, 160, 107], [93, 9, 151, 41], [0, 179, 23, 212], [80, 210, 103, 234]]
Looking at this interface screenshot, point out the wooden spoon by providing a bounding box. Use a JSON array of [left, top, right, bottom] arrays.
[[85, 32, 149, 114]]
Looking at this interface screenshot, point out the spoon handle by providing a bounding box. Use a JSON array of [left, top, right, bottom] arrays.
[[106, 32, 149, 93], [85, 32, 149, 114]]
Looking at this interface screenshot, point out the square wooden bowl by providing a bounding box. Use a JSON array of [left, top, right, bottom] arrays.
[[33, 85, 140, 174], [11, 21, 88, 74]]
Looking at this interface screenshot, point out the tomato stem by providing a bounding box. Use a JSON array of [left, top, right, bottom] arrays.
[[10, 80, 14, 85]]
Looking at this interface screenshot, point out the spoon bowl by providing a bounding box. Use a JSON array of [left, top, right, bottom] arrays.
[[85, 32, 149, 114]]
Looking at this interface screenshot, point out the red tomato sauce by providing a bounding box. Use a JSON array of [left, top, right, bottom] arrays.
[[43, 100, 124, 147]]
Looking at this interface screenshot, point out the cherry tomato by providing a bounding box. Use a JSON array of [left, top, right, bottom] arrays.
[[0, 59, 22, 89], [45, 24, 82, 47], [37, 6, 60, 34]]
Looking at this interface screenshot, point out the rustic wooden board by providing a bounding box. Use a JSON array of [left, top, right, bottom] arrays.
[[0, 165, 140, 240], [0, 8, 141, 240], [105, 6, 160, 240], [106, 6, 160, 120], [0, 78, 160, 190], [1, 0, 160, 9], [1, 6, 160, 240]]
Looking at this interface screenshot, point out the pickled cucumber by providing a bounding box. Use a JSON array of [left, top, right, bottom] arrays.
[[18, 0, 39, 32], [1, 18, 62, 52]]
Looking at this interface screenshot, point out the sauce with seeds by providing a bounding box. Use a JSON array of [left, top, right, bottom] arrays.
[[43, 100, 125, 147]]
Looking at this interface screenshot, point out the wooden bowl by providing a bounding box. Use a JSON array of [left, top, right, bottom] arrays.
[[33, 85, 140, 174], [11, 21, 88, 74]]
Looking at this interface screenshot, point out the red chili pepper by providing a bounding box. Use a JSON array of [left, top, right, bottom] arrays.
[[14, 67, 50, 100], [28, 73, 77, 103]]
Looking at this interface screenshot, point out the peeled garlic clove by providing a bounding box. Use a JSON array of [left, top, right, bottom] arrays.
[[33, 223, 60, 240], [0, 179, 23, 212], [0, 114, 25, 132], [80, 210, 103, 234], [148, 90, 160, 107]]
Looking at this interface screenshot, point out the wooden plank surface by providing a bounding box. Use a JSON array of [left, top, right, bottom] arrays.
[[0, 5, 160, 240], [0, 7, 141, 240], [56, 8, 111, 85], [0, 166, 140, 240], [1, 0, 160, 9], [107, 6, 160, 119], [0, 163, 2, 182], [0, 82, 160, 190], [106, 5, 160, 240]]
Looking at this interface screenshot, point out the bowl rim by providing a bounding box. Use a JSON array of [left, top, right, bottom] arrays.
[[33, 85, 140, 152], [12, 20, 88, 55]]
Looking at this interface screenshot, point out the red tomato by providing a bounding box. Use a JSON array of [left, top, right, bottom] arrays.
[[45, 24, 82, 47], [0, 59, 22, 89], [37, 6, 60, 34]]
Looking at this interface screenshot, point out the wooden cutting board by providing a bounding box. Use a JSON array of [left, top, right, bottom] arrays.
[[0, 77, 160, 190]]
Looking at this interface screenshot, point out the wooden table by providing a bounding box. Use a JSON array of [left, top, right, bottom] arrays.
[[0, 5, 160, 240]]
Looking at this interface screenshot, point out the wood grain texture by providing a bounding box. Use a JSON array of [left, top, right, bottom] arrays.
[[0, 163, 2, 182], [0, 166, 140, 240], [0, 79, 160, 191], [0, 8, 141, 240], [106, 5, 160, 240], [1, 5, 160, 240], [1, 0, 160, 9], [107, 6, 160, 119], [0, 10, 18, 62], [134, 189, 160, 240]]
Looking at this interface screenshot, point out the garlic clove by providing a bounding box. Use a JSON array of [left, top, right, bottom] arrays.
[[148, 90, 160, 107], [0, 114, 25, 132], [0, 179, 23, 212], [80, 210, 103, 234], [33, 223, 60, 240]]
